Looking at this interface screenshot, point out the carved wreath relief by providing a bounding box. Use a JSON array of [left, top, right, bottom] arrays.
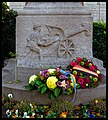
[[26, 23, 91, 60]]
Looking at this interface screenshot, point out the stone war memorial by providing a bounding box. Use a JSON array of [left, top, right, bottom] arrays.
[[2, 2, 106, 105]]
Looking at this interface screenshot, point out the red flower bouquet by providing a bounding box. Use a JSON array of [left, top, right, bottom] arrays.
[[67, 57, 102, 89]]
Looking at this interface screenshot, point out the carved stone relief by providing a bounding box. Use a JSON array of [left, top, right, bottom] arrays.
[[25, 23, 91, 60]]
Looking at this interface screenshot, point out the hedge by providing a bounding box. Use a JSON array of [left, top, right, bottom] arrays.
[[93, 20, 106, 68]]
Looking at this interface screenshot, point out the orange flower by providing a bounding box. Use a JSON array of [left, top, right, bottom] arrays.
[[59, 112, 68, 118]]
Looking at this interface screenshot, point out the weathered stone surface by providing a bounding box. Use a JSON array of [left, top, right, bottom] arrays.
[[16, 2, 94, 81], [2, 78, 106, 105]]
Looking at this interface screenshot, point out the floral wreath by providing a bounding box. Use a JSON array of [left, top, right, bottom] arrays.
[[25, 57, 102, 101]]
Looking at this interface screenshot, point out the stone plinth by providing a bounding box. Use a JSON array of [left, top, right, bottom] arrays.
[[2, 58, 106, 105], [16, 2, 93, 81]]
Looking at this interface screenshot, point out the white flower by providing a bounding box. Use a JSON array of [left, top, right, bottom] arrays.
[[8, 94, 13, 98], [26, 116, 30, 118], [32, 113, 35, 116], [41, 115, 44, 118], [48, 69, 56, 74], [15, 109, 18, 117], [29, 75, 37, 84], [6, 109, 11, 117], [23, 112, 30, 118], [30, 103, 33, 108]]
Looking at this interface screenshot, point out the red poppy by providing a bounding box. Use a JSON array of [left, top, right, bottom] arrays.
[[73, 74, 79, 79], [78, 78, 84, 85], [80, 83, 86, 89], [90, 66, 95, 71], [85, 77, 90, 84], [85, 60, 89, 67], [70, 61, 77, 67], [98, 74, 102, 81], [77, 57, 82, 62]]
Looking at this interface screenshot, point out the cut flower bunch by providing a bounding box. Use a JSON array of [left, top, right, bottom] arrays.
[[67, 57, 102, 89], [25, 57, 102, 100]]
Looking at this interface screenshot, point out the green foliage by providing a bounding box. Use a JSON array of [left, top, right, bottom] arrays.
[[54, 87, 61, 97], [45, 110, 56, 118], [2, 2, 18, 67], [15, 101, 31, 116], [50, 99, 74, 116], [93, 20, 106, 68], [41, 86, 47, 94]]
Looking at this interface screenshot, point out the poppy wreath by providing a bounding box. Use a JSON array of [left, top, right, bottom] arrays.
[[67, 57, 102, 89]]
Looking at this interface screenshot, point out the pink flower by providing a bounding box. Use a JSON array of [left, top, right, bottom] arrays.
[[77, 57, 82, 62], [98, 74, 102, 81], [56, 68, 60, 72], [73, 74, 79, 79], [80, 83, 86, 89], [90, 66, 95, 71], [85, 77, 90, 84], [78, 78, 84, 85], [85, 60, 89, 66], [70, 61, 77, 67]]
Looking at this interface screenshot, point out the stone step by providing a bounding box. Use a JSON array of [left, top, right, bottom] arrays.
[[2, 81, 106, 105]]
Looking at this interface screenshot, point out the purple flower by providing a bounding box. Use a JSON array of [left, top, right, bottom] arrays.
[[40, 70, 49, 77], [57, 81, 62, 87], [86, 110, 90, 114], [59, 75, 68, 80], [90, 114, 95, 118]]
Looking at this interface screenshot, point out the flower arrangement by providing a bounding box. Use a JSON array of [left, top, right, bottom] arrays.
[[25, 57, 102, 100], [67, 57, 102, 89], [26, 67, 76, 101]]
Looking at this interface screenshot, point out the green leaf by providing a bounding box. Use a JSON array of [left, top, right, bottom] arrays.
[[38, 84, 44, 89], [49, 92, 55, 100], [54, 87, 61, 97], [24, 85, 34, 90], [41, 86, 47, 94], [35, 80, 42, 85], [15, 80, 21, 83]]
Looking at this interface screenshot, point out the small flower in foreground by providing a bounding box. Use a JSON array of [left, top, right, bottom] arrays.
[[95, 99, 98, 104], [8, 94, 13, 98], [59, 112, 68, 118], [6, 109, 11, 117], [90, 114, 95, 118], [23, 112, 30, 118], [15, 109, 18, 117], [30, 103, 33, 108], [96, 112, 101, 117]]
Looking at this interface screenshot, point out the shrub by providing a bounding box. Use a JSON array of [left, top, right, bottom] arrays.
[[2, 2, 18, 67], [93, 20, 106, 68]]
